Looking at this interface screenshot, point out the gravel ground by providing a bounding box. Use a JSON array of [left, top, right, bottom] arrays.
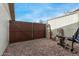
[[3, 38, 79, 56]]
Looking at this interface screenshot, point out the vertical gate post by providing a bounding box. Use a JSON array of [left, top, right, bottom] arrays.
[[32, 22, 34, 40]]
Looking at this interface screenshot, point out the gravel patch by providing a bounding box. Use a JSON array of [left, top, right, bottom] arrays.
[[3, 38, 79, 56]]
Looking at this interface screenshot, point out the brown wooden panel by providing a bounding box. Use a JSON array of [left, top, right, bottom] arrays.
[[33, 23, 46, 39], [9, 21, 46, 43]]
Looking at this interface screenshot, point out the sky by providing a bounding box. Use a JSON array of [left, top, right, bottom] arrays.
[[14, 3, 79, 23]]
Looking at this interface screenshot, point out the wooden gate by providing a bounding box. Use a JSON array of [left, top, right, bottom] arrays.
[[9, 21, 46, 43]]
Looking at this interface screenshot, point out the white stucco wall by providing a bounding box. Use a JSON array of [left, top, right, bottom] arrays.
[[51, 22, 79, 37], [48, 13, 79, 37], [48, 13, 79, 29], [0, 3, 11, 55], [63, 22, 79, 37]]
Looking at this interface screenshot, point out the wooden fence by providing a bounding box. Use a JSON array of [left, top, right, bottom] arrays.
[[9, 21, 46, 43]]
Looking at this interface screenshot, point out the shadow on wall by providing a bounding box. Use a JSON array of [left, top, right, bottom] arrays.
[[57, 28, 64, 36], [46, 24, 64, 40], [48, 27, 65, 41]]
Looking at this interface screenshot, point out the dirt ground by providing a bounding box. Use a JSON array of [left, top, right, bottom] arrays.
[[3, 38, 79, 56]]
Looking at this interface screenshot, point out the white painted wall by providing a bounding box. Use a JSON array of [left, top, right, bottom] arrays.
[[0, 3, 11, 55], [63, 22, 79, 37], [48, 13, 79, 29], [48, 13, 79, 37]]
